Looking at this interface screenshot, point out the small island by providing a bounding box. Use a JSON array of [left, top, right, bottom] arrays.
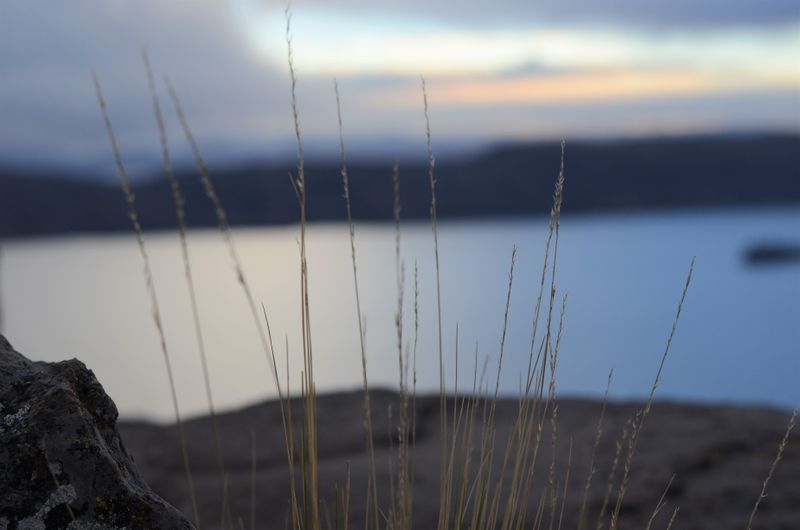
[[745, 243, 800, 266]]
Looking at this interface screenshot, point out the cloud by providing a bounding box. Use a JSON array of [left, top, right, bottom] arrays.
[[0, 1, 294, 175], [410, 88, 800, 141], [0, 0, 798, 176], [375, 70, 799, 107], [286, 0, 800, 29], [265, 19, 800, 77]]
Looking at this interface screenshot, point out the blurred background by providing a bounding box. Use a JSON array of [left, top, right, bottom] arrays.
[[0, 0, 798, 421]]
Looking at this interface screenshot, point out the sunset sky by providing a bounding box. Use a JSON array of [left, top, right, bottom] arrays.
[[0, 0, 798, 176]]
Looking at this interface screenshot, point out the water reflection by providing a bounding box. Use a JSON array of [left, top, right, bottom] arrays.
[[2, 207, 798, 421]]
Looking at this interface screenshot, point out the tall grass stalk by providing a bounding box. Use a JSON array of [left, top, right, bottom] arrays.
[[609, 257, 696, 530], [389, 161, 415, 530], [556, 438, 574, 530], [440, 325, 463, 529], [334, 79, 380, 530], [482, 151, 566, 530], [250, 430, 257, 530], [164, 80, 276, 387], [451, 345, 484, 530], [465, 246, 516, 530], [577, 370, 613, 530], [344, 462, 352, 530], [513, 291, 567, 530], [92, 72, 200, 528], [278, 331, 302, 529], [525, 140, 566, 397], [517, 143, 567, 516], [166, 75, 299, 526], [665, 507, 679, 530], [546, 295, 567, 530], [141, 51, 230, 528], [286, 10, 321, 530], [163, 84, 300, 530], [410, 262, 420, 465], [595, 416, 633, 530], [421, 77, 450, 530], [486, 141, 565, 530], [644, 474, 675, 530], [746, 408, 797, 530]]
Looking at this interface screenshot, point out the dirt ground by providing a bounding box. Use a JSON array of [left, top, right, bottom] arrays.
[[119, 390, 798, 530]]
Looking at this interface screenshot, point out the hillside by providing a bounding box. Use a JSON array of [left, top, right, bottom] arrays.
[[0, 134, 797, 238]]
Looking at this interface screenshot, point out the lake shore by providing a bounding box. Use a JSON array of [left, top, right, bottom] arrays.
[[119, 389, 798, 529]]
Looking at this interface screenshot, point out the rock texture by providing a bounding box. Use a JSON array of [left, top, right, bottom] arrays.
[[0, 335, 192, 529]]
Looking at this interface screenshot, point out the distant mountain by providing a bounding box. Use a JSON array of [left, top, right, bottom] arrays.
[[0, 134, 798, 238]]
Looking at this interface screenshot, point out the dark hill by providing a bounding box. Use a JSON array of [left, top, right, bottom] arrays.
[[0, 134, 797, 238]]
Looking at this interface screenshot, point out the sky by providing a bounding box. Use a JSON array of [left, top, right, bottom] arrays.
[[0, 0, 798, 177]]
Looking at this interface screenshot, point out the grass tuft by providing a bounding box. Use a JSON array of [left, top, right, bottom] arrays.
[[93, 30, 797, 530]]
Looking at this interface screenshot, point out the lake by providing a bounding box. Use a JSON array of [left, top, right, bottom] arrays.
[[2, 207, 798, 421]]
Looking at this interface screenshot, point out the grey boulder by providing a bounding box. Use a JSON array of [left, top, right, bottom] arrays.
[[0, 335, 192, 529]]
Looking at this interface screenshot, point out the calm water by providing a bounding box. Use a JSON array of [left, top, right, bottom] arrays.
[[2, 208, 798, 421]]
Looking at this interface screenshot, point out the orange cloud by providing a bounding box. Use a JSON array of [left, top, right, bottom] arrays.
[[376, 69, 800, 106]]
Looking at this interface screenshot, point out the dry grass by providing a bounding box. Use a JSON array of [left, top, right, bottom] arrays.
[[92, 18, 798, 530], [747, 408, 798, 530], [142, 49, 232, 528], [92, 72, 200, 528], [608, 257, 695, 530], [334, 77, 380, 530]]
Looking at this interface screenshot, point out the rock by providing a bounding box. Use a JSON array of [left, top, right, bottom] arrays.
[[0, 335, 193, 529]]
